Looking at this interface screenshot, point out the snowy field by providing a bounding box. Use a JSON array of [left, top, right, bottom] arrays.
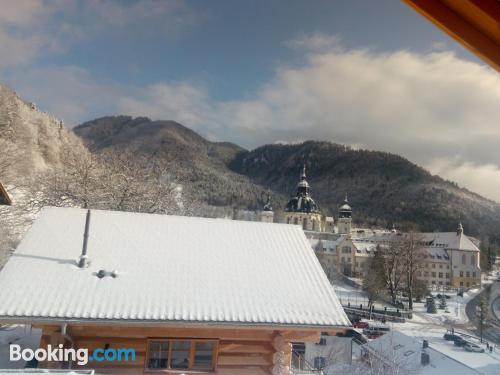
[[412, 287, 483, 325]]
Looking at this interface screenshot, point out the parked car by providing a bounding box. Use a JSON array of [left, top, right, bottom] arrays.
[[353, 321, 369, 329], [453, 337, 467, 347], [464, 343, 485, 353]]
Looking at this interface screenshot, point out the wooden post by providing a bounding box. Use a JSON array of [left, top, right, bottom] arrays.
[[271, 333, 292, 375]]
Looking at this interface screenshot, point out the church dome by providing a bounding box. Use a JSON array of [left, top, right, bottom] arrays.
[[339, 203, 351, 211], [286, 195, 320, 213], [285, 164, 321, 213]]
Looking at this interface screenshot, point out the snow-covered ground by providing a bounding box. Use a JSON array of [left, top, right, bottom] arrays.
[[332, 278, 391, 311], [411, 287, 482, 326], [336, 272, 500, 373]]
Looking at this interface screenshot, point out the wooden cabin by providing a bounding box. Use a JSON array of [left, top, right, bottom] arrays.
[[0, 207, 351, 374], [0, 181, 12, 205]]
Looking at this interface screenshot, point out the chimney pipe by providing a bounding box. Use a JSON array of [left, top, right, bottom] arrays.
[[78, 209, 91, 268]]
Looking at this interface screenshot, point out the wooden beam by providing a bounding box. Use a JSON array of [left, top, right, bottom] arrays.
[[402, 0, 500, 72]]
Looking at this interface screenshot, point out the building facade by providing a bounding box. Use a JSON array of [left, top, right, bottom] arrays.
[[261, 164, 482, 290]]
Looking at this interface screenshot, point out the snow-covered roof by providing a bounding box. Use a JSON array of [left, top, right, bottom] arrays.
[[0, 207, 350, 328], [424, 247, 450, 262], [420, 232, 479, 252], [353, 231, 479, 252], [309, 237, 344, 252], [364, 330, 480, 374], [352, 241, 380, 256]]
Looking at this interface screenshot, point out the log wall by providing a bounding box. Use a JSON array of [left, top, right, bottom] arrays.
[[36, 324, 324, 375]]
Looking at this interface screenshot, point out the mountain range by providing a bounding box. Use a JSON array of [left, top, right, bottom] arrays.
[[1, 84, 499, 248], [74, 116, 500, 241]]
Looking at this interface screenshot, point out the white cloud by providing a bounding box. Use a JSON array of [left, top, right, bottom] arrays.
[[287, 32, 342, 52], [5, 33, 500, 201], [118, 82, 214, 129], [426, 158, 500, 202], [0, 0, 196, 70], [116, 45, 500, 201], [8, 66, 121, 124]]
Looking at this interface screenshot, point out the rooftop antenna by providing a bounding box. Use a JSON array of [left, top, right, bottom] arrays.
[[78, 209, 91, 268]]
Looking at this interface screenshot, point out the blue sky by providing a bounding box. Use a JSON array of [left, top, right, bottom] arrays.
[[36, 0, 469, 98], [1, 0, 500, 201]]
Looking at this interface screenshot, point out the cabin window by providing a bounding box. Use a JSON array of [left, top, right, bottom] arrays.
[[461, 254, 466, 264], [147, 339, 217, 371], [148, 341, 169, 369], [470, 255, 475, 265]]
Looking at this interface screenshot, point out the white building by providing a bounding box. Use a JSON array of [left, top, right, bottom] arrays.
[[260, 164, 481, 289]]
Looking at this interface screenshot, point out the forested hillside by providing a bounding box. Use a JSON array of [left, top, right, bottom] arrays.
[[230, 142, 500, 237], [75, 116, 500, 240], [2, 87, 500, 268]]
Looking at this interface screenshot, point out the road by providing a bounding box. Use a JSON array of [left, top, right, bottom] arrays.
[[465, 282, 500, 344]]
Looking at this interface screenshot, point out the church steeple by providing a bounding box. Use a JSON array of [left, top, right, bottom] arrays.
[[339, 193, 352, 219], [263, 193, 273, 212], [260, 192, 274, 223], [285, 163, 320, 214], [338, 192, 352, 235], [297, 163, 310, 196]]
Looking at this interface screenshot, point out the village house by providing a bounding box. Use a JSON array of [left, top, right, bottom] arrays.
[[0, 207, 351, 374]]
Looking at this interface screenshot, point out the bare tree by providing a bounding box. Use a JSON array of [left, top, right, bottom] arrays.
[[401, 231, 425, 311], [363, 249, 386, 308], [0, 138, 28, 185], [29, 145, 100, 209], [97, 150, 195, 215], [382, 242, 404, 305]]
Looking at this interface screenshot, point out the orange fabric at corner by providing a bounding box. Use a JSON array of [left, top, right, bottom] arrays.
[[403, 0, 500, 72]]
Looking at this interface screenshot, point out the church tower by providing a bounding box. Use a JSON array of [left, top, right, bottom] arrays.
[[284, 164, 323, 231], [260, 194, 274, 223], [338, 193, 352, 235]]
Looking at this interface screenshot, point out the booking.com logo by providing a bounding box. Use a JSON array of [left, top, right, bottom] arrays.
[[10, 344, 136, 366]]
